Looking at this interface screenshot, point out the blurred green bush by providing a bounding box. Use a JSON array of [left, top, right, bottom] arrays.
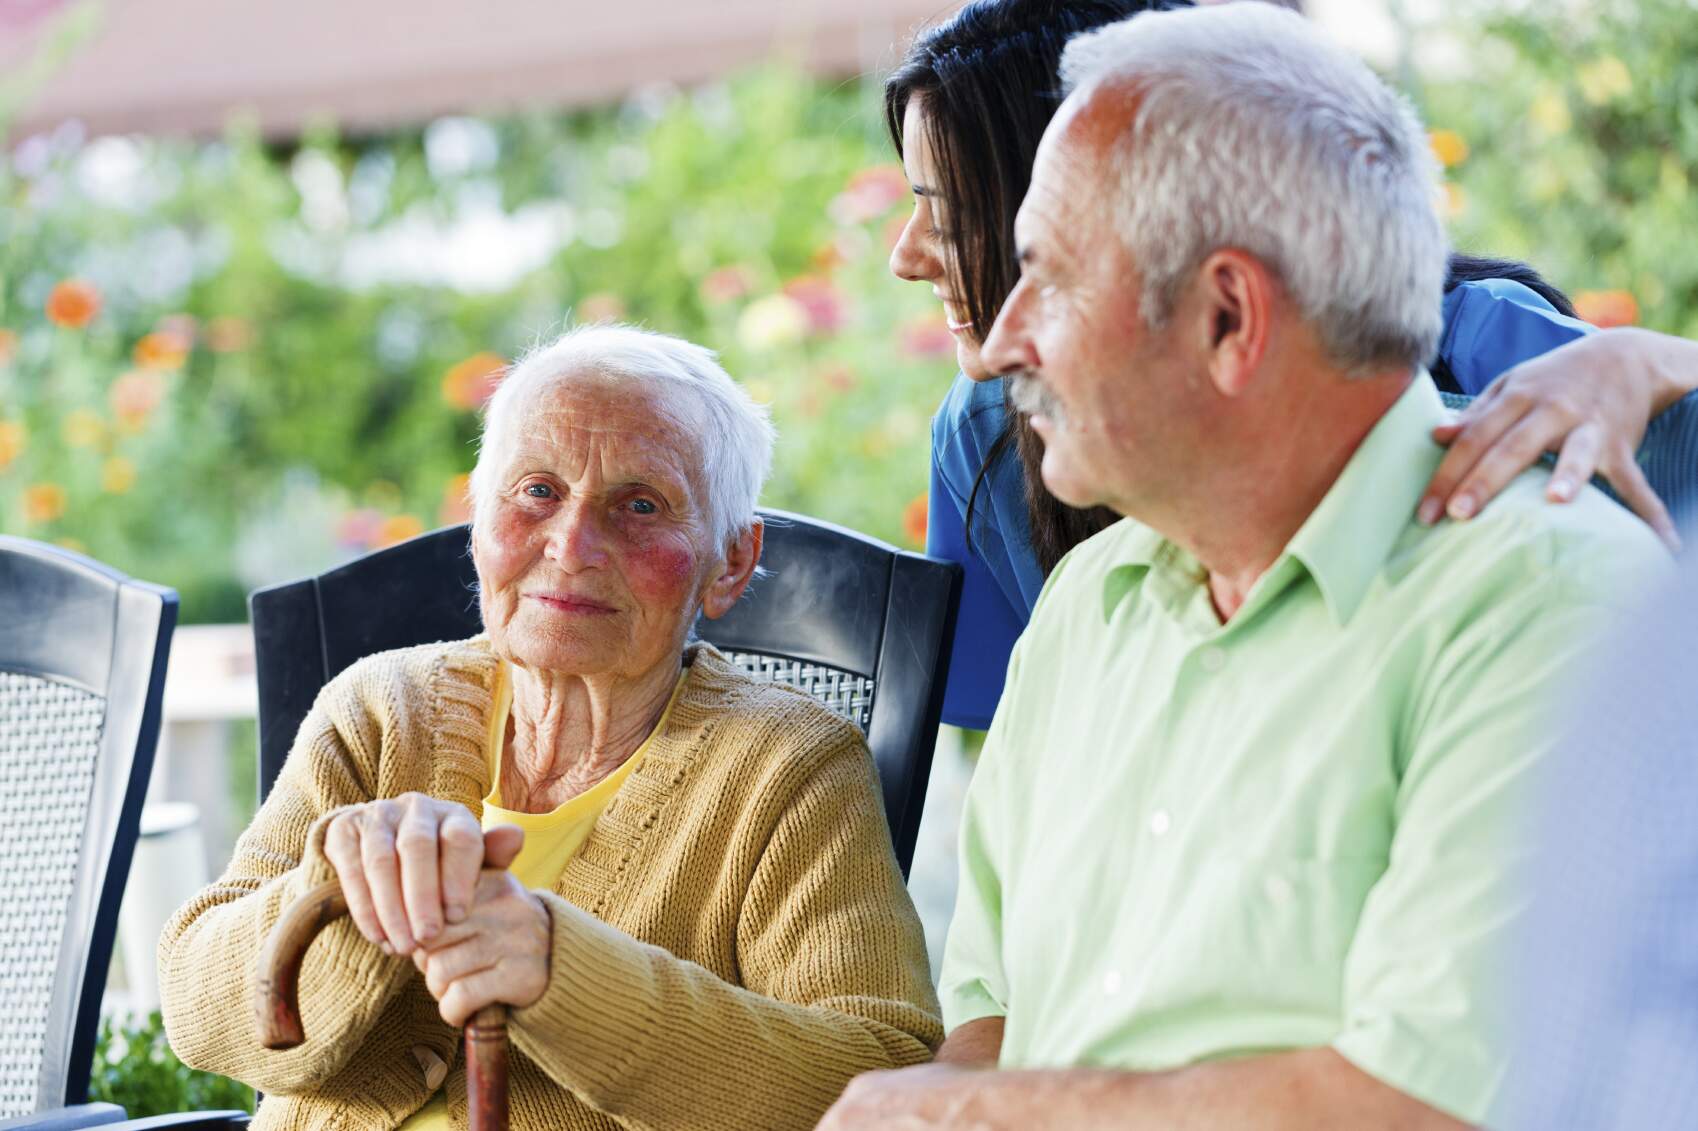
[[1424, 0, 1696, 337], [89, 1011, 254, 1117], [1, 65, 942, 620]]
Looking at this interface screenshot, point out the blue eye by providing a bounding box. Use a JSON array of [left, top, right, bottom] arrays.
[[629, 498, 657, 515], [524, 483, 554, 499]]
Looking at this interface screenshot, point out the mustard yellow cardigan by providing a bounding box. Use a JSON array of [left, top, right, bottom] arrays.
[[158, 639, 941, 1131]]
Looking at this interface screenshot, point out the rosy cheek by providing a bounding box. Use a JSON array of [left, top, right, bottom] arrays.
[[615, 526, 701, 609]]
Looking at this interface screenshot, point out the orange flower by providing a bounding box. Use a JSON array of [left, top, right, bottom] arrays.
[[23, 483, 67, 524], [376, 514, 426, 548], [101, 457, 137, 494], [1574, 290, 1639, 328], [441, 352, 507, 411], [1428, 129, 1469, 169], [133, 331, 189, 371], [439, 472, 473, 526], [110, 370, 166, 430], [903, 492, 928, 547], [206, 316, 254, 353], [46, 280, 101, 329], [0, 329, 17, 366], [0, 420, 26, 469]]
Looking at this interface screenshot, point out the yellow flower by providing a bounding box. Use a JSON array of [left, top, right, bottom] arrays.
[[1577, 56, 1632, 106], [1427, 129, 1469, 169], [1529, 89, 1572, 137], [101, 456, 137, 495], [63, 409, 105, 449], [377, 514, 426, 548], [736, 295, 809, 352], [23, 483, 67, 524], [0, 420, 26, 469]]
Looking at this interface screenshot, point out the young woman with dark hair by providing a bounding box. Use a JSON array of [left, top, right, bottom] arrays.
[[885, 0, 1684, 729]]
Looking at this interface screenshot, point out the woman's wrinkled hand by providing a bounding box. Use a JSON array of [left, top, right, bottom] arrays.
[[322, 793, 526, 956], [412, 869, 551, 1027], [1419, 330, 1681, 551]]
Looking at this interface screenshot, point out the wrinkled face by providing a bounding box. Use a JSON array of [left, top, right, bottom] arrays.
[[472, 373, 721, 680], [889, 97, 993, 381], [980, 94, 1199, 514]]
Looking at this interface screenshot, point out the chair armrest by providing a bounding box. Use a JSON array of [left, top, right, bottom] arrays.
[[0, 1104, 128, 1131], [83, 1114, 248, 1131]]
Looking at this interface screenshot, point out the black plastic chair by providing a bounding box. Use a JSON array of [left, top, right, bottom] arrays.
[[0, 538, 194, 1127], [249, 509, 961, 874]]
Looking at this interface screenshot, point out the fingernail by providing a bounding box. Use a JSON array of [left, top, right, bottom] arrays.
[[447, 904, 466, 924], [1449, 495, 1476, 520], [1417, 498, 1442, 525], [1550, 478, 1576, 502]]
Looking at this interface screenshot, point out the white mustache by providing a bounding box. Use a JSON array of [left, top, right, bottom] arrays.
[[1008, 371, 1065, 425]]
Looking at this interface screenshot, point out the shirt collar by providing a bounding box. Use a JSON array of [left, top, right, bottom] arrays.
[[1099, 375, 1448, 627], [1283, 375, 1448, 626]]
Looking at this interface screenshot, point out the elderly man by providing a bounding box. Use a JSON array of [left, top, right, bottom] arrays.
[[821, 5, 1666, 1130], [160, 324, 940, 1131]]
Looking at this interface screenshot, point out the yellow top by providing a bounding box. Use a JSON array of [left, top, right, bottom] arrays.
[[400, 662, 686, 1131]]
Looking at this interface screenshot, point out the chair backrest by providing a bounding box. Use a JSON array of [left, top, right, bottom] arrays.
[[249, 509, 961, 874], [0, 537, 177, 1118], [1440, 388, 1698, 525]]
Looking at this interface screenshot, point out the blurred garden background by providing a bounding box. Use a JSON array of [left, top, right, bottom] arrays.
[[1, 0, 1691, 1110]]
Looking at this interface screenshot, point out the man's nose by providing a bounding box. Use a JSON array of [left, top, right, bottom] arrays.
[[981, 280, 1035, 377]]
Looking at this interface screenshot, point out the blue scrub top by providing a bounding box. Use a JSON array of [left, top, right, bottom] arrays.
[[928, 278, 1594, 730]]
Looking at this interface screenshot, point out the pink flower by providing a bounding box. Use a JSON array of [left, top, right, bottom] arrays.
[[900, 314, 956, 359], [829, 165, 910, 225], [700, 266, 754, 305], [781, 276, 847, 336]]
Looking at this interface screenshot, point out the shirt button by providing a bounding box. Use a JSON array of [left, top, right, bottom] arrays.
[[1102, 970, 1124, 996], [1149, 809, 1172, 837], [1199, 647, 1226, 673], [412, 1045, 448, 1090]]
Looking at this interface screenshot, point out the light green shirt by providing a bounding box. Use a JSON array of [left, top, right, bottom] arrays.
[[939, 377, 1668, 1123]]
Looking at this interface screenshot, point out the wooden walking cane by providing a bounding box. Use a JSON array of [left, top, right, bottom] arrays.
[[256, 878, 511, 1131]]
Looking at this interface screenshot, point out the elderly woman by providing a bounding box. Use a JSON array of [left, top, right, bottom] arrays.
[[158, 325, 942, 1131]]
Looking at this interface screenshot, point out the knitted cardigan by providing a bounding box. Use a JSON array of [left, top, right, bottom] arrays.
[[158, 638, 941, 1131]]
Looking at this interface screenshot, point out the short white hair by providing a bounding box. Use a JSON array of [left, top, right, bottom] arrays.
[[469, 324, 774, 550], [1059, 3, 1448, 370]]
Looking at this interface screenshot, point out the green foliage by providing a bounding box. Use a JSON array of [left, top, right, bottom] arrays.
[[88, 1011, 254, 1117], [1, 65, 941, 621], [1424, 0, 1698, 336]]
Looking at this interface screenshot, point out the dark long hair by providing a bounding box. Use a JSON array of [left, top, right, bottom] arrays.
[[886, 0, 1181, 573], [888, 3, 1574, 576]]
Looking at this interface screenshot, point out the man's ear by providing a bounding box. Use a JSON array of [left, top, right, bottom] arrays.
[[700, 519, 764, 620], [1195, 249, 1275, 399]]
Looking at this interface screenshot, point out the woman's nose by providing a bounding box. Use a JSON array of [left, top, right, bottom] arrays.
[[544, 503, 610, 570], [888, 212, 940, 283]]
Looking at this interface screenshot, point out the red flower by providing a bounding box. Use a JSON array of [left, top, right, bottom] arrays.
[[902, 493, 928, 547]]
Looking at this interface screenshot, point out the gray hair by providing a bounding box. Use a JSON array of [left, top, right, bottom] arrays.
[[469, 323, 774, 550], [1058, 3, 1448, 370]]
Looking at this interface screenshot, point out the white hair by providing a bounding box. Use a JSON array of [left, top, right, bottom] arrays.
[[469, 323, 774, 550], [1058, 3, 1448, 370]]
